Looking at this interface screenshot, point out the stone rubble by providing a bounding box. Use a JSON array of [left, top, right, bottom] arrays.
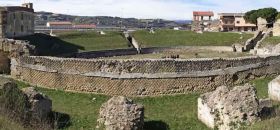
[[269, 75, 280, 101], [198, 84, 263, 130], [22, 87, 52, 121], [255, 43, 280, 55], [97, 96, 144, 130], [273, 19, 280, 36], [0, 77, 53, 128]]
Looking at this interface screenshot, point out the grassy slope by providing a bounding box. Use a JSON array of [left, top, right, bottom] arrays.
[[261, 36, 280, 47], [57, 31, 129, 52], [16, 31, 129, 56], [133, 30, 253, 48], [16, 30, 254, 56], [3, 76, 276, 130]]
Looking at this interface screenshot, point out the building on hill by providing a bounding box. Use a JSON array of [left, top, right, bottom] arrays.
[[46, 21, 73, 29], [218, 13, 257, 32], [0, 3, 34, 38], [192, 11, 214, 31], [193, 11, 214, 22]]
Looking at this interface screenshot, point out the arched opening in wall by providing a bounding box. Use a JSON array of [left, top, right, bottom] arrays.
[[232, 74, 239, 83], [245, 73, 254, 80], [0, 51, 11, 74], [226, 64, 231, 68]]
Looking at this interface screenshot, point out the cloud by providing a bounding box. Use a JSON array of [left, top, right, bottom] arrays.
[[0, 0, 280, 20]]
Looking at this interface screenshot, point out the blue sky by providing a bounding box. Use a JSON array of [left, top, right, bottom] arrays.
[[1, 0, 280, 20]]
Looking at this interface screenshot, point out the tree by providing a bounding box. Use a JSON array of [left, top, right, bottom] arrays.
[[276, 13, 280, 20], [244, 8, 278, 24]]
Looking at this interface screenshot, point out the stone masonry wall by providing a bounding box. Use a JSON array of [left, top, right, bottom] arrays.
[[14, 55, 277, 74], [0, 38, 35, 74], [10, 54, 280, 96], [65, 46, 233, 59], [0, 38, 35, 57]]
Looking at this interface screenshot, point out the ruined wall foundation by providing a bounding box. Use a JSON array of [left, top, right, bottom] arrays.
[[10, 54, 280, 96]]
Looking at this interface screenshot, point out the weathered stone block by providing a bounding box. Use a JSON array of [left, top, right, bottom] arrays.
[[22, 87, 52, 121], [273, 19, 280, 36], [197, 97, 215, 128], [97, 96, 144, 130], [198, 84, 261, 130], [0, 76, 14, 90], [268, 76, 280, 101]]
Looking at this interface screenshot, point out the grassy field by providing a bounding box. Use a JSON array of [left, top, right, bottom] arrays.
[[1, 77, 280, 130], [16, 30, 254, 56], [16, 31, 129, 56], [261, 36, 280, 47], [133, 30, 253, 48], [56, 31, 129, 52]]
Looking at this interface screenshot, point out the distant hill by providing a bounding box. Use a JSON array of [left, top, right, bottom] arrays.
[[35, 11, 180, 28], [174, 20, 192, 24]]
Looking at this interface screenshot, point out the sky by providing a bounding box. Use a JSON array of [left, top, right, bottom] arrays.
[[1, 0, 280, 20]]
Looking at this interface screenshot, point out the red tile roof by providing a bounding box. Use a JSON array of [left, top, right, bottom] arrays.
[[47, 21, 72, 25], [73, 24, 96, 28], [193, 11, 214, 16]]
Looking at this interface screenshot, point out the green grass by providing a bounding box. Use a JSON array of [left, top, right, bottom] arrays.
[[250, 76, 275, 99], [57, 31, 129, 52], [17, 30, 254, 56], [261, 36, 280, 47], [245, 76, 280, 130], [14, 81, 209, 130], [16, 31, 129, 56], [134, 94, 209, 130], [133, 30, 253, 48], [3, 77, 280, 130]]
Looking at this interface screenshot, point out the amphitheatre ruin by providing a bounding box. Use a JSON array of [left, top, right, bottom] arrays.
[[2, 2, 280, 130], [6, 18, 279, 97]]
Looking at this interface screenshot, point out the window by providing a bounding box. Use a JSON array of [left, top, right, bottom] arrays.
[[21, 13, 24, 20], [21, 25, 24, 32], [13, 13, 16, 19], [8, 25, 12, 32], [236, 21, 240, 24]]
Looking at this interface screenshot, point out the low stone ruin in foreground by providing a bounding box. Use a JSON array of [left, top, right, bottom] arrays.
[[198, 84, 272, 130], [0, 77, 53, 128], [22, 87, 52, 122], [97, 96, 144, 130]]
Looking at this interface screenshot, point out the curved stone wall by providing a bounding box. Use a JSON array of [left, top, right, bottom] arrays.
[[11, 54, 280, 96], [63, 46, 233, 59]]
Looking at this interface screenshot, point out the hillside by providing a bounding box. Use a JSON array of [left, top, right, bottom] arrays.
[[132, 30, 253, 47], [35, 11, 179, 28]]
